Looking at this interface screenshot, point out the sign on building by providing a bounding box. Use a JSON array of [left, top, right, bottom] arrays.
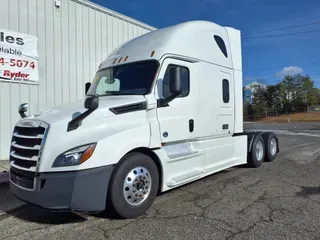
[[0, 28, 38, 84]]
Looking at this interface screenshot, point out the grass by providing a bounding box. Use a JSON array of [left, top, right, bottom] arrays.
[[257, 112, 320, 123]]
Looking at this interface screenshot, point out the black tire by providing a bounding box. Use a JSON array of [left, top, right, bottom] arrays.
[[247, 134, 265, 168], [106, 152, 159, 219], [262, 132, 278, 162]]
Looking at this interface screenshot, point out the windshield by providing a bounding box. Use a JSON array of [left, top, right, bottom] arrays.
[[87, 60, 159, 96]]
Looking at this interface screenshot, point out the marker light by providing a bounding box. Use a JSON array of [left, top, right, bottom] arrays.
[[80, 144, 96, 164]]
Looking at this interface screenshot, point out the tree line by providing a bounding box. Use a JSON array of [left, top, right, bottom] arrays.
[[244, 74, 320, 118]]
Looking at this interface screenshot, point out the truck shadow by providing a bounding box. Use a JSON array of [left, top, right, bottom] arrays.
[[5, 205, 88, 224], [0, 164, 254, 223], [92, 168, 236, 220], [0, 183, 86, 225], [296, 186, 320, 197], [91, 165, 255, 220]]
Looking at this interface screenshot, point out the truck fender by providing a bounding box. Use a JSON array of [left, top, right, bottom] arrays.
[[247, 131, 280, 154], [261, 131, 280, 153], [247, 131, 263, 153]]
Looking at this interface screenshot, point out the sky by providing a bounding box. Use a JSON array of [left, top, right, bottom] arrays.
[[92, 0, 320, 88]]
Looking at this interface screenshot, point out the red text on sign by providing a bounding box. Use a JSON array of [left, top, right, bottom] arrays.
[[3, 70, 30, 79], [0, 58, 36, 69]]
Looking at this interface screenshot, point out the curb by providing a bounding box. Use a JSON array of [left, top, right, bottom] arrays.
[[0, 172, 9, 184]]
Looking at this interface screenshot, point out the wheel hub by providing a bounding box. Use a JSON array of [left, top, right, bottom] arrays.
[[123, 167, 151, 206], [270, 138, 277, 156], [256, 141, 264, 161], [135, 181, 145, 191]]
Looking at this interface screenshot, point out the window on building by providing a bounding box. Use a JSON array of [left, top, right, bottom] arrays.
[[162, 65, 189, 98], [222, 79, 229, 103], [214, 35, 228, 58]]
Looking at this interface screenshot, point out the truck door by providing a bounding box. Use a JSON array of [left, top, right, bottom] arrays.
[[217, 70, 234, 136], [155, 58, 195, 144]]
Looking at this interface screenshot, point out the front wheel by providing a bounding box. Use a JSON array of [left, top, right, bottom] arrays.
[[107, 152, 159, 219]]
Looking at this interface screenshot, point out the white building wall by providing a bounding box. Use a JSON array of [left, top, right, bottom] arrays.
[[0, 0, 156, 159]]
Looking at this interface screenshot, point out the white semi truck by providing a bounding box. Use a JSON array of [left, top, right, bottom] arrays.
[[9, 20, 279, 219]]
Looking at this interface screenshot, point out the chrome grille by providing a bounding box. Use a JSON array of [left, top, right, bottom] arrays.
[[10, 120, 49, 172]]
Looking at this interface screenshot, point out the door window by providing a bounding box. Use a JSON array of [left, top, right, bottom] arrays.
[[222, 79, 230, 103], [162, 65, 190, 98]]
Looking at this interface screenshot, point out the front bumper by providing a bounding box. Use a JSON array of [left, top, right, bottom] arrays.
[[9, 165, 114, 213]]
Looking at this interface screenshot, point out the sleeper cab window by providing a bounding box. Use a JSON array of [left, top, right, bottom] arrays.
[[222, 79, 230, 103], [162, 65, 190, 98], [214, 35, 228, 58]]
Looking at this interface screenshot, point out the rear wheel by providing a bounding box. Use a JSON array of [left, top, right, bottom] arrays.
[[107, 152, 159, 219], [262, 132, 278, 162], [248, 134, 265, 168]]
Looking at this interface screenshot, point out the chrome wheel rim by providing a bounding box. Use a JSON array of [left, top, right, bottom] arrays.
[[270, 138, 277, 156], [256, 141, 264, 161], [123, 166, 151, 206]]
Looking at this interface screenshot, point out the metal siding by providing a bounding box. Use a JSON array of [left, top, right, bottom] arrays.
[[46, 0, 55, 108], [69, 0, 77, 103], [82, 4, 90, 96], [61, 0, 70, 104], [112, 17, 119, 49], [95, 11, 102, 65], [107, 14, 113, 54], [101, 12, 108, 63], [0, 0, 155, 159], [54, 0, 62, 107], [75, 3, 84, 99], [37, 0, 47, 111]]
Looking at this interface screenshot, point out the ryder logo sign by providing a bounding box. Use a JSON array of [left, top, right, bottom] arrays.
[[0, 28, 39, 84]]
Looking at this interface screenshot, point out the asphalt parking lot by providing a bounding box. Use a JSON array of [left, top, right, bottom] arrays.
[[1, 122, 320, 240]]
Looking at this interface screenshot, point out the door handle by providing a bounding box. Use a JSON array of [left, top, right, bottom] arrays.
[[189, 119, 194, 132]]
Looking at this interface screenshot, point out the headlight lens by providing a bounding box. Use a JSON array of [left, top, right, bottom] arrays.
[[52, 143, 96, 168]]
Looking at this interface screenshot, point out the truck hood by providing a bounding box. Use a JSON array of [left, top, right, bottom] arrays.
[[17, 94, 152, 172], [27, 95, 147, 125]]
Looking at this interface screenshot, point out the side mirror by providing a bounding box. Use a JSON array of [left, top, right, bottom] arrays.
[[84, 95, 99, 110], [169, 67, 183, 95], [68, 95, 99, 132], [18, 103, 28, 118], [85, 82, 91, 95], [157, 66, 183, 108]]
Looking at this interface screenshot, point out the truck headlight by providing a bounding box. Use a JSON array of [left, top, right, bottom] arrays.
[[52, 143, 96, 167]]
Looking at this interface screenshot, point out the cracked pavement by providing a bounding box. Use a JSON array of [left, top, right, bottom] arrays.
[[1, 123, 320, 240]]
